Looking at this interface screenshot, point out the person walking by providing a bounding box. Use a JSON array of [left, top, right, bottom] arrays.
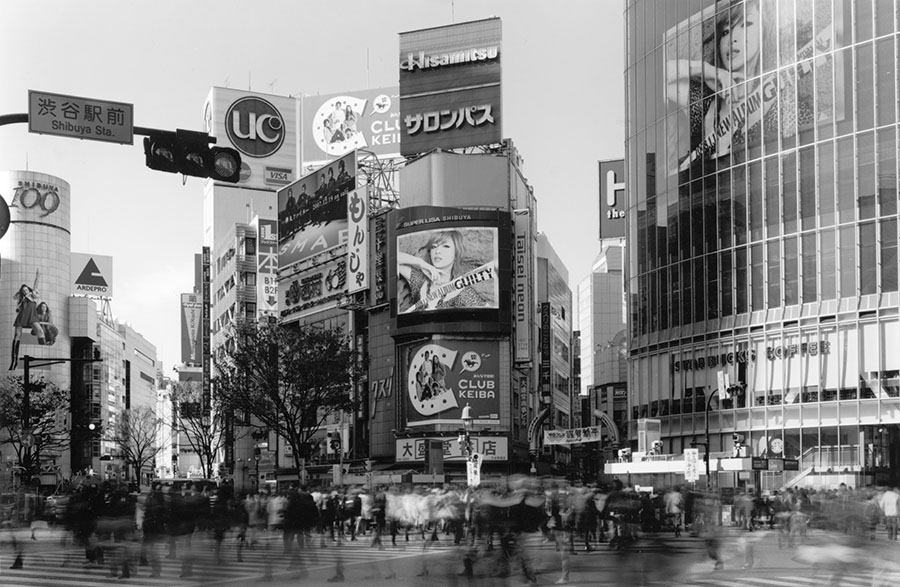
[[878, 485, 900, 540]]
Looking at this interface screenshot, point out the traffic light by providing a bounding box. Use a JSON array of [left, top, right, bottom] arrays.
[[143, 129, 241, 183]]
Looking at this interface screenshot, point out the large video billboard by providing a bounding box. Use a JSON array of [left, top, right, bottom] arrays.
[[394, 208, 500, 316], [664, 0, 846, 176], [204, 88, 298, 190], [302, 88, 400, 167], [277, 151, 357, 270], [404, 339, 500, 427], [399, 18, 502, 157]]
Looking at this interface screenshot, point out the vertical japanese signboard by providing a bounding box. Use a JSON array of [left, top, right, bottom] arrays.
[[255, 218, 278, 317], [201, 246, 211, 412], [684, 448, 700, 482], [346, 188, 369, 294], [513, 209, 531, 362], [540, 302, 551, 401]]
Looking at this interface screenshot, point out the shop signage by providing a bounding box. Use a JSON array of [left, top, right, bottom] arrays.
[[784, 459, 800, 471], [369, 367, 394, 420], [396, 435, 507, 462], [540, 303, 551, 399], [346, 188, 369, 294], [280, 256, 347, 319], [672, 349, 757, 372], [71, 253, 113, 297], [751, 457, 768, 470], [599, 159, 626, 239], [684, 448, 700, 482], [766, 341, 831, 360]]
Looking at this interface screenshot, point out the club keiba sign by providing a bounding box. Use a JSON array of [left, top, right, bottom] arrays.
[[405, 339, 500, 427]]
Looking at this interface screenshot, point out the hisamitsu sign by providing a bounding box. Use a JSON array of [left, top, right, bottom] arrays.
[[29, 90, 134, 145]]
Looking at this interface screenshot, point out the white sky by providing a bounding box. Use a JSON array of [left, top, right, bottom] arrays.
[[0, 0, 625, 373]]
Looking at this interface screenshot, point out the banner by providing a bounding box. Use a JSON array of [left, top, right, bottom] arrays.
[[70, 253, 113, 298], [180, 293, 202, 364], [346, 188, 369, 294], [543, 426, 602, 446], [405, 339, 500, 426]]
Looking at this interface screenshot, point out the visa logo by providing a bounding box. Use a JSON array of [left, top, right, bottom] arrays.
[[265, 167, 292, 185]]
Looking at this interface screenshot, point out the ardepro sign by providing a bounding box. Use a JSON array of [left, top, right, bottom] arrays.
[[204, 88, 297, 190], [399, 18, 502, 157]]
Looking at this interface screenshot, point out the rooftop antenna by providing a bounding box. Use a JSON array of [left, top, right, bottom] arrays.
[[268, 79, 277, 94], [224, 77, 230, 88], [248, 72, 252, 91], [451, 0, 455, 22]]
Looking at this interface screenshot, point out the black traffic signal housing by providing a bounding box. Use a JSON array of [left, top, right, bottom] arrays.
[[143, 129, 241, 183]]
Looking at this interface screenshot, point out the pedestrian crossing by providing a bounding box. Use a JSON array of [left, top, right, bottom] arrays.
[[0, 536, 445, 587], [678, 570, 900, 587]]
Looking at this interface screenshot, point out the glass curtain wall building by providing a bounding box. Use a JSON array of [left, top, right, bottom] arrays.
[[626, 0, 900, 487]]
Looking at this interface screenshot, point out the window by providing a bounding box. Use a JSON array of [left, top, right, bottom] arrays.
[[242, 272, 256, 287], [243, 237, 257, 256]]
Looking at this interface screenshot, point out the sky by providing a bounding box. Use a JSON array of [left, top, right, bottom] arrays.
[[0, 0, 625, 373]]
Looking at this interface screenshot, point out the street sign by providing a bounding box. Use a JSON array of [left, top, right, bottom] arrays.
[[683, 448, 700, 482], [28, 90, 134, 145]]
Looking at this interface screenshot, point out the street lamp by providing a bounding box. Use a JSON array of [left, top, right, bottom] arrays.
[[695, 383, 745, 489]]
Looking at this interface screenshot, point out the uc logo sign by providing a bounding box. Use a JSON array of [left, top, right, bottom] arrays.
[[226, 96, 285, 158]]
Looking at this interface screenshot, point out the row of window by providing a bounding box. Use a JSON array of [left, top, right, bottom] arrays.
[[634, 128, 899, 275], [631, 217, 897, 334]]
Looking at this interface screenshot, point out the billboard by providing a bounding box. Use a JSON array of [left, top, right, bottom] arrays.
[[254, 218, 278, 317], [664, 0, 846, 177], [279, 255, 347, 320], [404, 339, 500, 427], [277, 151, 356, 270], [399, 18, 502, 157], [302, 88, 401, 166], [180, 293, 203, 365], [204, 88, 298, 190], [394, 207, 500, 316], [70, 253, 113, 297], [598, 159, 625, 239]]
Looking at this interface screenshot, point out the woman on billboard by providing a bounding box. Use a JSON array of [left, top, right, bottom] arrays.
[[9, 269, 43, 370], [397, 229, 496, 314], [665, 0, 769, 172]]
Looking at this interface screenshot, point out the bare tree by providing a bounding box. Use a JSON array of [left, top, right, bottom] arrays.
[[169, 381, 229, 479], [109, 406, 164, 486], [0, 375, 69, 486], [213, 320, 359, 472]]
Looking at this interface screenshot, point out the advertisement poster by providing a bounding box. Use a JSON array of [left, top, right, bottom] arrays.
[[664, 0, 844, 176], [397, 226, 498, 315], [277, 151, 356, 270], [512, 209, 531, 362], [302, 88, 400, 166], [405, 339, 500, 426], [395, 435, 508, 462]]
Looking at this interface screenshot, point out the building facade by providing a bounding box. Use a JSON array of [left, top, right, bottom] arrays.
[[624, 0, 900, 488]]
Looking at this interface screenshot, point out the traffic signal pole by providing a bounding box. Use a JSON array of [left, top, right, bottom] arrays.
[[20, 354, 102, 488]]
